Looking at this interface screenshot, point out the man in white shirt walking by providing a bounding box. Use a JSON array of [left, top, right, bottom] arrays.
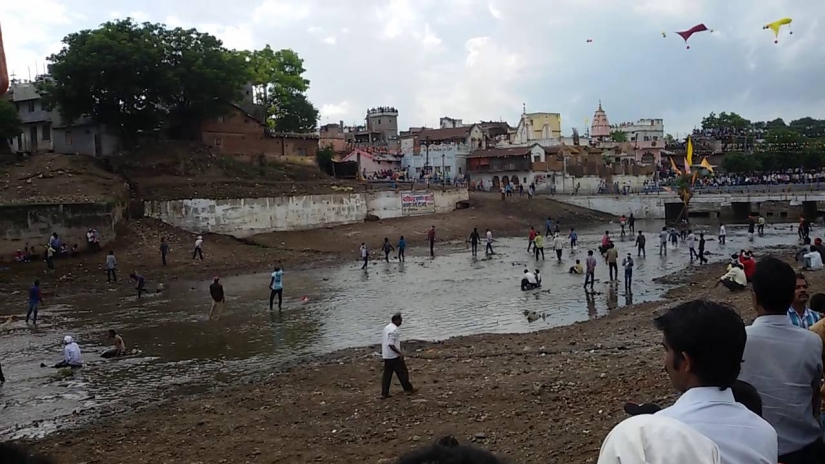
[[654, 299, 778, 464], [686, 230, 698, 261], [381, 313, 416, 398], [193, 235, 204, 261]]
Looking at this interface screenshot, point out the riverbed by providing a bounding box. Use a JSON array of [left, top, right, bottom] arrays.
[[0, 220, 802, 439]]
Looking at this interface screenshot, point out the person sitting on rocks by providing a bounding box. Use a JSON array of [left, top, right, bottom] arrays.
[[521, 269, 539, 290], [396, 436, 504, 464], [716, 263, 747, 291]]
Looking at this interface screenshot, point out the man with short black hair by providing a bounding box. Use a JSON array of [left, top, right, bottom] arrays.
[[788, 273, 820, 329], [654, 299, 777, 464], [739, 257, 825, 464], [381, 313, 415, 398]]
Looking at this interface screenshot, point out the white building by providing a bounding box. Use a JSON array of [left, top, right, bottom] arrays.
[[401, 124, 486, 179]]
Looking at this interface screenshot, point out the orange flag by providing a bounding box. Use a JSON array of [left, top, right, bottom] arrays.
[[669, 157, 681, 175]]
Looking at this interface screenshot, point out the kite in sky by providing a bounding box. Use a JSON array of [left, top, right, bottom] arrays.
[[764, 18, 792, 43], [675, 23, 712, 49], [586, 38, 593, 43]]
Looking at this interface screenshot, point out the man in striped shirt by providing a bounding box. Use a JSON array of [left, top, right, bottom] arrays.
[[788, 273, 821, 329]]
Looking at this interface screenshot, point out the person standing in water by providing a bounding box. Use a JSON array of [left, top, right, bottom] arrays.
[[628, 214, 636, 234], [635, 231, 646, 258], [485, 229, 495, 255], [697, 233, 708, 264], [553, 233, 564, 262], [381, 238, 395, 263], [545, 217, 554, 238], [659, 227, 668, 257], [26, 279, 43, 325], [606, 244, 619, 282], [622, 252, 634, 293], [534, 233, 545, 261], [193, 235, 204, 261], [129, 273, 146, 298], [397, 236, 406, 262], [102, 329, 126, 358], [105, 250, 117, 283], [527, 226, 537, 253], [757, 215, 766, 236], [468, 228, 480, 258], [686, 230, 697, 261], [569, 228, 578, 249], [269, 263, 284, 311], [360, 243, 369, 269], [584, 250, 597, 292], [160, 237, 170, 266], [747, 217, 756, 240], [427, 226, 436, 258], [719, 223, 727, 245], [208, 276, 226, 320]]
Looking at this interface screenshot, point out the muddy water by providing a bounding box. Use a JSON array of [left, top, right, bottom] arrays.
[[0, 221, 801, 438]]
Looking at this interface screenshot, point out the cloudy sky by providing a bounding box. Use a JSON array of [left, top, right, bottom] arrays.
[[4, 0, 823, 135]]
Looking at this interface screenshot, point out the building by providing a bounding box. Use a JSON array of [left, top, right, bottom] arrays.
[[5, 80, 54, 153], [610, 118, 665, 164], [52, 116, 119, 157], [590, 101, 611, 141], [201, 103, 319, 164], [401, 124, 486, 180], [339, 148, 403, 177], [319, 122, 348, 151], [440, 117, 466, 128], [466, 144, 548, 191], [511, 107, 563, 146], [343, 107, 400, 150]]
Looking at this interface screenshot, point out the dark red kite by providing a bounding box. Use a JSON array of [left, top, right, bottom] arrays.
[[676, 23, 710, 49]]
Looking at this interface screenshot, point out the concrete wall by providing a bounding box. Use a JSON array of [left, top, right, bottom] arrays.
[[53, 126, 119, 157], [145, 189, 470, 238], [0, 202, 123, 258]]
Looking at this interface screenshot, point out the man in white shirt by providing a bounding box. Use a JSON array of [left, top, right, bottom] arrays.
[[654, 300, 778, 464], [54, 335, 83, 368], [193, 235, 204, 261], [739, 258, 825, 463], [716, 263, 747, 291], [599, 415, 721, 464], [485, 229, 494, 255], [803, 250, 823, 271], [360, 243, 369, 269], [685, 230, 697, 261], [719, 223, 727, 245], [381, 313, 415, 398], [521, 269, 538, 290]]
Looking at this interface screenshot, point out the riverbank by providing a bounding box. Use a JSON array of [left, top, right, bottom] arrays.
[[0, 192, 611, 299], [27, 254, 811, 464]]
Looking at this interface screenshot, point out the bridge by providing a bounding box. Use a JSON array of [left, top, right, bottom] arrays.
[[556, 190, 825, 222]]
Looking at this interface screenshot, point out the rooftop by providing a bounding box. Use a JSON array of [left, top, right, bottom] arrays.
[[467, 145, 536, 159]]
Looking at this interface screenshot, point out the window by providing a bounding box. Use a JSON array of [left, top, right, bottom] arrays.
[[533, 154, 541, 162], [458, 167, 462, 174], [65, 131, 73, 146], [298, 147, 307, 156], [42, 123, 51, 141], [215, 138, 223, 147], [217, 116, 225, 123], [445, 166, 451, 173], [378, 119, 381, 124], [28, 101, 35, 112], [435, 166, 441, 173], [30, 126, 38, 145]]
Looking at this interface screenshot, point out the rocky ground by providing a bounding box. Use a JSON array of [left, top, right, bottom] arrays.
[[26, 255, 813, 464], [0, 193, 610, 299]]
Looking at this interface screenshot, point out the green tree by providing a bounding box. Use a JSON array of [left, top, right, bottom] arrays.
[[721, 152, 760, 172], [765, 118, 787, 129], [244, 46, 318, 132], [41, 18, 248, 145], [0, 99, 23, 152], [664, 133, 676, 145], [789, 117, 825, 139], [609, 130, 627, 142], [316, 145, 334, 172], [764, 127, 803, 145]]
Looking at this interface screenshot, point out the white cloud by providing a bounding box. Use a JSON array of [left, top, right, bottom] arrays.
[[322, 36, 337, 45], [199, 24, 256, 50], [321, 101, 351, 118], [421, 24, 443, 50], [378, 0, 417, 39], [253, 0, 310, 24], [488, 0, 502, 20], [307, 26, 323, 34]]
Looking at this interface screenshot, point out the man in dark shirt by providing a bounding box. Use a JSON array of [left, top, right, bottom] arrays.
[[468, 228, 480, 257], [208, 276, 225, 320], [697, 233, 708, 264], [427, 226, 436, 257], [160, 237, 170, 266], [129, 273, 146, 298]]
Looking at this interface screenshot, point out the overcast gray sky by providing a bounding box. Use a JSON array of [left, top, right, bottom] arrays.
[[4, 0, 823, 135]]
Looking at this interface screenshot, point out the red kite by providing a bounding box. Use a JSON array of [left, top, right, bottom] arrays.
[[676, 23, 711, 49]]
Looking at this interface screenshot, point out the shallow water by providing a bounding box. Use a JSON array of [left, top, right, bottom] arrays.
[[0, 220, 802, 438]]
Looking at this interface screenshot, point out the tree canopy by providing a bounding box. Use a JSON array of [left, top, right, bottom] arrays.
[[609, 130, 627, 142], [0, 99, 23, 151], [40, 19, 318, 146]]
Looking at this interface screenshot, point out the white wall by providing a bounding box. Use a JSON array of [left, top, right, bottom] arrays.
[[558, 195, 671, 219], [145, 189, 470, 238], [551, 174, 655, 194]]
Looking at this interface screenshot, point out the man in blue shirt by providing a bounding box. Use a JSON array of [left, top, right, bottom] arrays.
[[545, 217, 553, 238], [269, 263, 284, 311], [26, 279, 43, 325], [787, 273, 820, 329], [397, 236, 406, 262]]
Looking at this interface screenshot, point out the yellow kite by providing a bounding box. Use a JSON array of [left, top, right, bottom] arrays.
[[700, 157, 714, 173], [764, 18, 792, 43], [686, 137, 694, 167]]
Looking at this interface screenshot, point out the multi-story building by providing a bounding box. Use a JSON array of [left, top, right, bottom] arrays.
[[5, 80, 54, 153], [610, 118, 665, 164], [401, 124, 486, 180], [511, 108, 563, 146], [343, 107, 400, 150]]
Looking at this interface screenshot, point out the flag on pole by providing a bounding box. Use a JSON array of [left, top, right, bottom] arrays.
[[686, 137, 694, 167], [700, 157, 714, 173], [683, 156, 691, 175]]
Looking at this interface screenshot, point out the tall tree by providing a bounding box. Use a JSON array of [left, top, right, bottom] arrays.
[[244, 45, 318, 132], [0, 99, 23, 152], [609, 130, 628, 142], [40, 18, 249, 145]]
